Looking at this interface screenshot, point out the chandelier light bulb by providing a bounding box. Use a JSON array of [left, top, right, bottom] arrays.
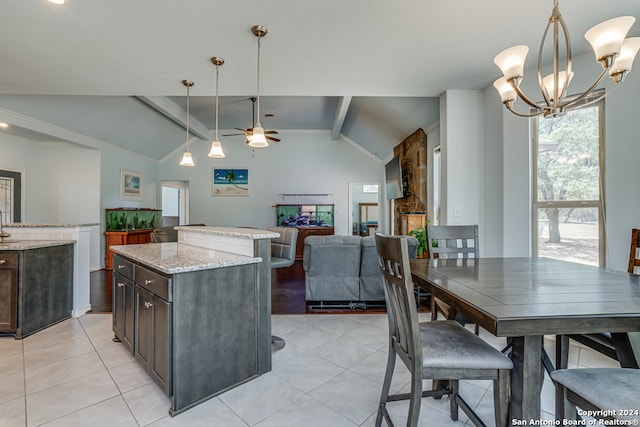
[[585, 16, 635, 62], [494, 45, 529, 81]]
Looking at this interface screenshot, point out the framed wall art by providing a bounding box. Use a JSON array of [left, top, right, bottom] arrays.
[[120, 168, 143, 201], [212, 168, 249, 196]]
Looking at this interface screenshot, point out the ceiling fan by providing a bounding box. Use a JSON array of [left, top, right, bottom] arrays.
[[223, 97, 280, 143]]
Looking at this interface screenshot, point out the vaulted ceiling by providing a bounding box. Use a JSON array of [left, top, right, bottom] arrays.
[[1, 0, 638, 160]]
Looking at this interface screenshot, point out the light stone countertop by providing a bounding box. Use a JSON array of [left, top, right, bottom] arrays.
[[0, 240, 76, 250], [110, 242, 262, 274], [175, 226, 280, 239], [4, 223, 100, 228]]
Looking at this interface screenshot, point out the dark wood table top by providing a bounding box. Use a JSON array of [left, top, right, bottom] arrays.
[[410, 257, 640, 337]]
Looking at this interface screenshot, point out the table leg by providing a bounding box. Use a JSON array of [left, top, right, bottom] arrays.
[[509, 335, 542, 420]]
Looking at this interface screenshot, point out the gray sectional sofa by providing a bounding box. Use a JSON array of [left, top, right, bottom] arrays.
[[303, 234, 418, 308]]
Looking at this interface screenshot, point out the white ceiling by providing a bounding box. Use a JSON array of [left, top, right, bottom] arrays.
[[1, 0, 639, 160]]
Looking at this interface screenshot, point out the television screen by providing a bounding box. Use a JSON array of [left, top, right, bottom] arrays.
[[384, 155, 404, 200]]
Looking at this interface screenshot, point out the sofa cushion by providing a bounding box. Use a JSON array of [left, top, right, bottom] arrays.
[[359, 236, 419, 301], [304, 235, 362, 301]]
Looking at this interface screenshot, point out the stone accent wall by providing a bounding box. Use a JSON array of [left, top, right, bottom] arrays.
[[393, 128, 427, 234]]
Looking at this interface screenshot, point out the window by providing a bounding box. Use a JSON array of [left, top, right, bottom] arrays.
[[532, 99, 605, 267]]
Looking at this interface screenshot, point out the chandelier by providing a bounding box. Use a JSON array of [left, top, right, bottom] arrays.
[[493, 0, 640, 118]]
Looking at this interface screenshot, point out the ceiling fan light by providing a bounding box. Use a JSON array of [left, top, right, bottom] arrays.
[[248, 125, 269, 148], [494, 45, 529, 81], [179, 151, 195, 167], [208, 139, 225, 158], [585, 16, 635, 62], [610, 37, 640, 77]]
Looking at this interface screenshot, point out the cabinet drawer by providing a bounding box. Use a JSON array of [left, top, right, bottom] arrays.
[[113, 255, 134, 280], [0, 253, 18, 269], [136, 265, 171, 302]]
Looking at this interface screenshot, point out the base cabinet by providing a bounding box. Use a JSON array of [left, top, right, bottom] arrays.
[[0, 254, 18, 332], [104, 230, 153, 269], [294, 226, 334, 260], [112, 255, 135, 352], [112, 252, 262, 416], [0, 245, 73, 339], [135, 284, 171, 395]]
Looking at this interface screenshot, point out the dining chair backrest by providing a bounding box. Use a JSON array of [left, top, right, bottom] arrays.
[[428, 225, 479, 259], [628, 228, 640, 274], [375, 233, 421, 370]]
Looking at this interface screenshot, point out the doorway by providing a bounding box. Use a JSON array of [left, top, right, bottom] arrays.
[[349, 183, 381, 236], [161, 181, 189, 226], [0, 169, 22, 224]]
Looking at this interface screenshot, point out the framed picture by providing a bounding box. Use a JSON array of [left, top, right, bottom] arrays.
[[120, 169, 143, 201], [212, 168, 249, 197]]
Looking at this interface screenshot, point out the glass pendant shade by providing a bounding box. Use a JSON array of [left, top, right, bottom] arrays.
[[494, 45, 529, 80], [208, 139, 225, 158], [179, 151, 195, 167], [248, 125, 269, 147], [585, 16, 635, 61], [610, 37, 640, 76], [493, 77, 517, 103], [542, 71, 574, 100]]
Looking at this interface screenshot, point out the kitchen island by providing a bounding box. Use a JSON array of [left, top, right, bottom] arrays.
[[0, 240, 74, 338], [111, 226, 278, 416]]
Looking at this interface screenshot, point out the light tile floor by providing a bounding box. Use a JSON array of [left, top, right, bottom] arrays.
[[0, 313, 618, 427]]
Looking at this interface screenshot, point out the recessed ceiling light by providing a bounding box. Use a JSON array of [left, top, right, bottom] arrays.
[[0, 123, 9, 128], [48, 0, 65, 4]]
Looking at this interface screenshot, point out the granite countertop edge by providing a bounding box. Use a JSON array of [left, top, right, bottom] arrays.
[[5, 223, 100, 228], [111, 242, 262, 274], [0, 240, 76, 250], [175, 226, 280, 239]]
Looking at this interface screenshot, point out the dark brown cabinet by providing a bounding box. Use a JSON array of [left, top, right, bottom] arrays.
[[134, 265, 172, 396], [0, 253, 18, 332], [294, 226, 334, 260], [0, 244, 73, 339], [112, 255, 135, 353], [104, 230, 153, 269]]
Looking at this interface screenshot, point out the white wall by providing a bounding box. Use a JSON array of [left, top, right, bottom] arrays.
[[439, 90, 485, 251], [0, 136, 101, 224], [158, 130, 385, 235]]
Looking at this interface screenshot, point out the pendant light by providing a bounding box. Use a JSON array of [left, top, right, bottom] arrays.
[[179, 80, 195, 167], [208, 57, 226, 158], [248, 25, 269, 148]]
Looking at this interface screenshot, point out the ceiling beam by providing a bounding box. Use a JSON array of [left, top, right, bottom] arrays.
[[136, 96, 210, 141], [331, 96, 352, 141]]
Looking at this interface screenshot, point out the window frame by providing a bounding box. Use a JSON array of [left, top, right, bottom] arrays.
[[531, 98, 606, 267]]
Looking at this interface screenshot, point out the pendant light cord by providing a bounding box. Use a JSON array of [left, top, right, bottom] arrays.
[[185, 83, 191, 151], [215, 64, 219, 141]]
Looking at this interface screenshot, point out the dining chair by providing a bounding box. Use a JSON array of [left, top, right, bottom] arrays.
[[374, 233, 512, 427], [427, 224, 480, 335], [560, 228, 640, 369], [550, 368, 640, 422]]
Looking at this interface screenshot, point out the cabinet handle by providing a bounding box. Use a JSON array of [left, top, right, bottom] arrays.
[[0, 259, 5, 264], [117, 264, 125, 269], [117, 282, 125, 288], [144, 301, 153, 308], [144, 279, 153, 285]]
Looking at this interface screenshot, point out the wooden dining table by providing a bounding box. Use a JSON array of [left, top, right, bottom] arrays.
[[410, 257, 640, 420]]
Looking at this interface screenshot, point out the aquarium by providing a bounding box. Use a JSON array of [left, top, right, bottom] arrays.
[[105, 208, 162, 232], [276, 204, 334, 227]]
